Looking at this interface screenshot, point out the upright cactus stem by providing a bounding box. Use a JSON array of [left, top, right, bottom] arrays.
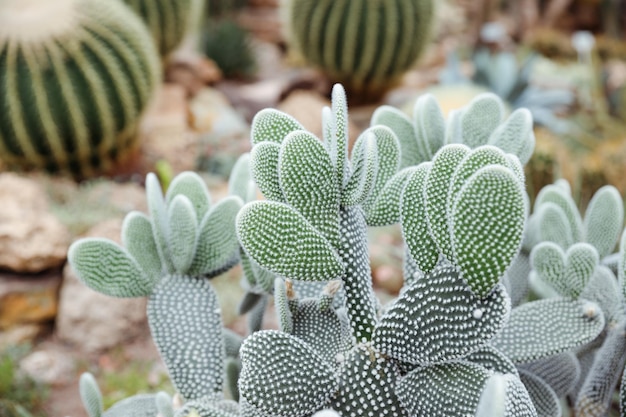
[[285, 0, 435, 101], [0, 0, 160, 177]]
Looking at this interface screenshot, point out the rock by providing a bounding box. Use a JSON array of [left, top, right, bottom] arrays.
[[165, 50, 223, 97], [278, 90, 361, 147], [0, 324, 49, 351], [0, 173, 71, 273], [20, 348, 75, 386], [0, 270, 62, 329], [140, 84, 199, 174], [56, 219, 149, 353]]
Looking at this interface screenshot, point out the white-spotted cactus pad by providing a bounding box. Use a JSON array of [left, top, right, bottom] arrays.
[[474, 373, 538, 417], [583, 185, 624, 259], [372, 265, 510, 366], [239, 330, 336, 417], [228, 153, 253, 202], [103, 394, 160, 417], [279, 131, 340, 247], [167, 195, 199, 273], [329, 84, 350, 189], [530, 242, 599, 299], [342, 132, 379, 207], [68, 238, 155, 298], [165, 172, 212, 222], [576, 322, 626, 417], [581, 265, 624, 324], [236, 201, 344, 282], [80, 373, 104, 417], [291, 299, 351, 366], [451, 165, 526, 297], [491, 298, 605, 364], [621, 367, 626, 417], [122, 212, 162, 284], [147, 275, 225, 401], [396, 361, 491, 417], [534, 185, 583, 243], [156, 392, 174, 417], [460, 93, 506, 148], [518, 369, 561, 417], [146, 173, 175, 273], [371, 105, 424, 167], [488, 108, 535, 165], [534, 203, 574, 249], [274, 277, 293, 333], [367, 166, 418, 227], [412, 94, 446, 163], [174, 396, 239, 417], [332, 344, 407, 417], [518, 353, 581, 398], [401, 163, 439, 273], [251, 143, 283, 202], [251, 108, 304, 146], [465, 345, 519, 376], [425, 144, 470, 261]]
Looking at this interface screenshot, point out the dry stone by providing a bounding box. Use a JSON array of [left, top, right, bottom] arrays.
[[0, 173, 70, 273]]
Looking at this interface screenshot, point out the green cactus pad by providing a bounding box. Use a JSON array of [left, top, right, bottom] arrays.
[[413, 94, 446, 162], [103, 394, 160, 417], [228, 153, 253, 202], [251, 142, 283, 202], [122, 211, 162, 286], [330, 84, 349, 188], [535, 185, 583, 243], [279, 130, 340, 247], [342, 132, 378, 207], [146, 173, 175, 274], [239, 330, 336, 417], [0, 0, 160, 177], [80, 373, 103, 417], [425, 144, 470, 260], [396, 361, 490, 417], [274, 278, 293, 333], [475, 373, 538, 417], [491, 298, 605, 364], [68, 238, 155, 298], [167, 195, 199, 274], [451, 165, 526, 297], [535, 203, 574, 249], [372, 265, 510, 366], [173, 396, 239, 417], [583, 185, 624, 259], [519, 353, 581, 398], [401, 163, 440, 273], [188, 196, 243, 277], [147, 275, 225, 400], [465, 345, 519, 376], [371, 105, 421, 168], [156, 392, 174, 417], [581, 266, 623, 324], [460, 94, 506, 148], [518, 370, 561, 417], [488, 108, 535, 165], [367, 166, 418, 227], [332, 344, 406, 417], [251, 109, 304, 146], [166, 171, 212, 222]]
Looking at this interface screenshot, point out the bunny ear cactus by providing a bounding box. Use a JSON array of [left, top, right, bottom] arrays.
[[69, 171, 243, 406], [0, 0, 160, 177]]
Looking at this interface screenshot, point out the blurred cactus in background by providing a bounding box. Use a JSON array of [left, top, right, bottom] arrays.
[[283, 0, 435, 102], [0, 0, 160, 177]]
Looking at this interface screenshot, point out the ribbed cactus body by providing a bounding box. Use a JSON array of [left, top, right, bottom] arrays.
[[0, 0, 160, 177], [122, 0, 201, 57], [287, 0, 434, 100]]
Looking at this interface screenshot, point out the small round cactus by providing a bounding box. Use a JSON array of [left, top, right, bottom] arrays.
[[285, 0, 435, 101], [0, 0, 160, 177], [122, 0, 204, 57]]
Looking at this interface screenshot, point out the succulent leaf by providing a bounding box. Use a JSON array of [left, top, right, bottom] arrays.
[[563, 243, 599, 298], [342, 132, 378, 207], [332, 344, 406, 417], [372, 265, 510, 365], [188, 196, 243, 277], [167, 195, 199, 274], [371, 105, 421, 168], [413, 93, 446, 162], [460, 93, 505, 148], [465, 345, 519, 376], [146, 172, 175, 273], [535, 202, 574, 249], [80, 373, 103, 417], [148, 275, 225, 400], [488, 108, 535, 165], [228, 153, 253, 202], [330, 84, 350, 188], [475, 373, 538, 417], [122, 211, 162, 285], [68, 238, 154, 298], [519, 353, 581, 398], [530, 242, 566, 295], [401, 163, 439, 273], [491, 298, 605, 364], [174, 397, 239, 417], [581, 265, 623, 324], [251, 142, 283, 202], [103, 394, 159, 417], [518, 369, 561, 417], [239, 330, 336, 417], [425, 144, 470, 260], [396, 361, 490, 417], [583, 185, 624, 259], [165, 171, 212, 222], [451, 165, 526, 297], [236, 201, 344, 281], [279, 130, 340, 247], [535, 185, 583, 243], [274, 278, 293, 333], [251, 108, 304, 146], [367, 166, 418, 227], [156, 392, 174, 417]]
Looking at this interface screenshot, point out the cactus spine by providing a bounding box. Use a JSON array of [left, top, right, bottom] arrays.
[[0, 0, 160, 177], [286, 0, 435, 100], [122, 0, 203, 57]]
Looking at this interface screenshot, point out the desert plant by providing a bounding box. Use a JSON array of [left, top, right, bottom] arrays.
[[283, 0, 435, 101], [0, 0, 160, 177], [122, 0, 204, 57], [200, 19, 257, 79]]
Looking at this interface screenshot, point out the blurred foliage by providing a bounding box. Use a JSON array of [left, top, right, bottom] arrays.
[[206, 0, 248, 18], [0, 346, 48, 417], [200, 19, 257, 79]]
